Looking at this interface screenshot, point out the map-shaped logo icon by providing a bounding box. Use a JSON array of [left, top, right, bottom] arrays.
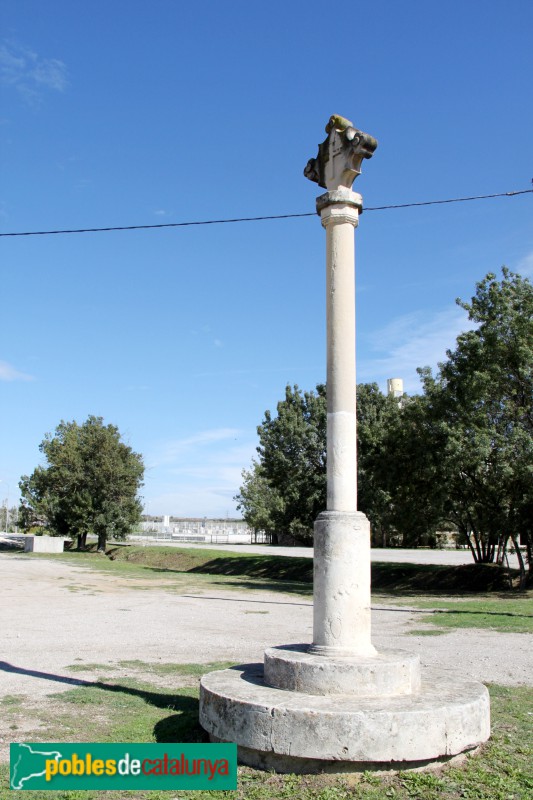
[[10, 743, 63, 789]]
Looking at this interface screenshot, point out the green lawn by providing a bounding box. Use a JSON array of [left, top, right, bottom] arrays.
[[408, 597, 533, 634], [20, 543, 521, 595]]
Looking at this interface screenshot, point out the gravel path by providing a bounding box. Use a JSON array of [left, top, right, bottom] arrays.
[[1, 553, 530, 704]]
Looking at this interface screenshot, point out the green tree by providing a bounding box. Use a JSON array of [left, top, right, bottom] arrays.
[[430, 269, 532, 583], [0, 504, 18, 532], [236, 382, 400, 545], [378, 392, 451, 547], [238, 384, 327, 544], [236, 462, 285, 542], [355, 383, 401, 546], [238, 270, 532, 578], [20, 416, 144, 551], [383, 269, 532, 584]]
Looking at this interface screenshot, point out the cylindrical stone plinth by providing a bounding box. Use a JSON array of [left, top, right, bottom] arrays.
[[311, 510, 375, 656], [264, 645, 421, 696]]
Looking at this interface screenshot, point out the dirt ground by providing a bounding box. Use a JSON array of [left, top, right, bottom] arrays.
[[0, 552, 531, 763], [1, 553, 531, 700]]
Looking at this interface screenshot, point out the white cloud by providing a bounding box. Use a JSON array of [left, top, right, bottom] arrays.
[[0, 41, 68, 100], [144, 430, 257, 517], [0, 360, 34, 382], [146, 485, 241, 519], [213, 338, 223, 348], [148, 427, 242, 468], [515, 250, 533, 277], [359, 305, 471, 394]]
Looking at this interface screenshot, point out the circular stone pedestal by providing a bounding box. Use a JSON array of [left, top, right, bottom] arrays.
[[199, 656, 490, 773], [264, 644, 421, 696]]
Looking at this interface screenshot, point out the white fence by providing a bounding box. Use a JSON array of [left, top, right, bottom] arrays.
[[132, 520, 265, 545]]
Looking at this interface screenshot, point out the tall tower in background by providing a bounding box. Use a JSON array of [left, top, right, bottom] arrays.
[[387, 377, 404, 399]]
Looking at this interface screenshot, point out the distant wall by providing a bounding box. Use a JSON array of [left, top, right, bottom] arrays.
[[139, 518, 251, 537], [24, 536, 66, 553]]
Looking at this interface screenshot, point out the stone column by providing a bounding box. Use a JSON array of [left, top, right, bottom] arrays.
[[304, 115, 378, 657], [199, 116, 490, 771]]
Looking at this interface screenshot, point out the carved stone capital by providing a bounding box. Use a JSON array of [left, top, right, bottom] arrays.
[[316, 189, 363, 214], [304, 114, 377, 191], [317, 190, 362, 229], [319, 204, 360, 230]]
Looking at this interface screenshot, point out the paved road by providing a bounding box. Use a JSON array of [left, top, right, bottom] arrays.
[[2, 533, 521, 567]]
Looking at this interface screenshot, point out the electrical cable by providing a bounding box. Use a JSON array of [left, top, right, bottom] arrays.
[[0, 189, 531, 238]]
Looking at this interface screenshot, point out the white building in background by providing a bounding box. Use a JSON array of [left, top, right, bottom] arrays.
[[136, 517, 258, 544]]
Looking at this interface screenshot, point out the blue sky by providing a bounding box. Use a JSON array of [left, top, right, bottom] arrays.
[[1, 1, 531, 517]]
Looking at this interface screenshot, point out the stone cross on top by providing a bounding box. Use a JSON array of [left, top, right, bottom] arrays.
[[304, 114, 377, 192]]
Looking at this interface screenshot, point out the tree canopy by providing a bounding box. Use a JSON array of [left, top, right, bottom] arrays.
[[236, 384, 326, 544], [237, 269, 532, 585], [236, 382, 400, 544], [411, 269, 532, 583], [20, 416, 144, 550]]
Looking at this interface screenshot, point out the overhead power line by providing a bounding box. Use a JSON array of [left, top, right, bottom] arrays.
[[0, 188, 531, 238], [365, 188, 532, 211]]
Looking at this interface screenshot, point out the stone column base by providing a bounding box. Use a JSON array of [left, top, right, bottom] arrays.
[[199, 661, 490, 772], [312, 511, 375, 657], [264, 644, 421, 696]]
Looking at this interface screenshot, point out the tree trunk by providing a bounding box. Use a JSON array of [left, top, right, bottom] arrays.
[[470, 526, 483, 562], [496, 535, 509, 566], [77, 532, 87, 550], [97, 533, 106, 552], [463, 527, 479, 562], [511, 534, 526, 590], [525, 533, 532, 584]]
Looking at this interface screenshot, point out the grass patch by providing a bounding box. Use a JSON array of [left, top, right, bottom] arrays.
[[408, 596, 533, 633], [407, 628, 450, 636], [370, 561, 516, 594], [18, 545, 520, 595], [66, 663, 119, 672], [52, 680, 203, 743], [1, 684, 531, 799], [23, 547, 314, 596], [1, 661, 232, 749], [116, 660, 235, 677], [0, 695, 26, 706], [112, 547, 518, 593]]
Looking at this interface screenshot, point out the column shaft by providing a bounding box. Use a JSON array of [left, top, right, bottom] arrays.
[[323, 205, 358, 512], [311, 195, 375, 657]]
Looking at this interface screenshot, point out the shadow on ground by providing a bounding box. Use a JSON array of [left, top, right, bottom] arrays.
[[150, 556, 517, 595], [0, 660, 207, 743]]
